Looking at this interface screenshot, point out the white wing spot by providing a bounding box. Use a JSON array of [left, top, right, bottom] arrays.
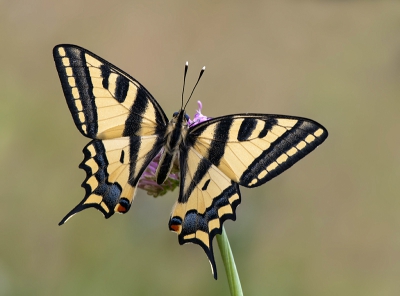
[[75, 100, 83, 111], [68, 77, 76, 87], [58, 47, 66, 56], [71, 87, 79, 99], [249, 178, 258, 186], [65, 67, 73, 76], [267, 162, 278, 172], [286, 147, 297, 156], [276, 154, 288, 164], [296, 141, 307, 150], [314, 128, 324, 137], [305, 134, 316, 143], [78, 111, 85, 123], [258, 170, 267, 179], [62, 57, 70, 66]]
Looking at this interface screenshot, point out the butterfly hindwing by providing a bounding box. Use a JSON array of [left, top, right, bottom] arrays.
[[169, 147, 241, 279], [59, 135, 164, 225], [53, 44, 168, 140], [188, 114, 328, 187]]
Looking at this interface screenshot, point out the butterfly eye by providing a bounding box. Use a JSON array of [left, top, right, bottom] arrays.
[[172, 111, 179, 117], [184, 114, 190, 121]]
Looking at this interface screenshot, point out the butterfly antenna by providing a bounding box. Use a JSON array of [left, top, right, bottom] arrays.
[[183, 66, 205, 111], [181, 61, 189, 110]]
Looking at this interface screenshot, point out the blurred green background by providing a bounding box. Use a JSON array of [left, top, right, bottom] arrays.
[[1, 1, 400, 295]]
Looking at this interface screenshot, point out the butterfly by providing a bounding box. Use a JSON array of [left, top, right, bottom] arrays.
[[53, 44, 328, 279]]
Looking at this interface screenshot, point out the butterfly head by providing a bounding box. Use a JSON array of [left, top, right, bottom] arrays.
[[172, 110, 190, 123]]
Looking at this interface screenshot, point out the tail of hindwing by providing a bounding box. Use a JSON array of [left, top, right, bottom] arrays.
[[59, 138, 134, 225], [175, 182, 241, 279], [59, 134, 164, 225]]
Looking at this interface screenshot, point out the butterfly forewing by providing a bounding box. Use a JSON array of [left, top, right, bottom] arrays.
[[53, 45, 168, 139], [188, 114, 328, 187]]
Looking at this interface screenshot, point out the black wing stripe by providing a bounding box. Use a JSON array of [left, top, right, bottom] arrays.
[[203, 117, 232, 166], [114, 75, 130, 103], [100, 64, 111, 89], [54, 46, 98, 137], [258, 118, 277, 138], [237, 117, 257, 141], [123, 87, 149, 136]]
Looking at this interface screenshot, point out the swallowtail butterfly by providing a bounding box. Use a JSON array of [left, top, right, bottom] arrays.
[[53, 44, 328, 279]]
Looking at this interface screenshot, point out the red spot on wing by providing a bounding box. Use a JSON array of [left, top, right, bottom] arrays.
[[117, 204, 128, 213], [116, 198, 131, 214], [169, 224, 181, 233]]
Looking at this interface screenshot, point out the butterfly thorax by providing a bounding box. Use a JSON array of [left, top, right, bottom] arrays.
[[156, 110, 189, 185]]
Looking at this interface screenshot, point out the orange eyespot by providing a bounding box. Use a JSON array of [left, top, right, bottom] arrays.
[[116, 198, 131, 214], [169, 216, 182, 233], [169, 224, 181, 232], [117, 204, 127, 213]]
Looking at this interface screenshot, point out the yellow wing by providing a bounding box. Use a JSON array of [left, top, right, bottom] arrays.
[[188, 114, 328, 187], [53, 44, 168, 139]]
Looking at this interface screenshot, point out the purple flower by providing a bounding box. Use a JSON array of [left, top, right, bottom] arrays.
[[138, 101, 211, 197], [137, 153, 180, 197], [188, 101, 212, 127]]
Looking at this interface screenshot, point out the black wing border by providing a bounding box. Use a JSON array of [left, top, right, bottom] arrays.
[[188, 113, 328, 137]]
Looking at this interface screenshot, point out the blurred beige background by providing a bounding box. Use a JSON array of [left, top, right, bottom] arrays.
[[1, 1, 400, 295]]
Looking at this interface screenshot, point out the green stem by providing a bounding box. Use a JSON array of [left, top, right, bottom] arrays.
[[216, 226, 243, 296]]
